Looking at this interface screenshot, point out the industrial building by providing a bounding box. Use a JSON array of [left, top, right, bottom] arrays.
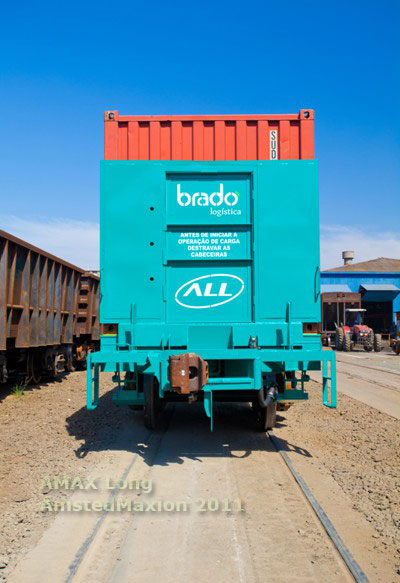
[[321, 252, 400, 332]]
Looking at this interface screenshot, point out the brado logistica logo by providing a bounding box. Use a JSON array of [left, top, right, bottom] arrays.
[[176, 184, 242, 217]]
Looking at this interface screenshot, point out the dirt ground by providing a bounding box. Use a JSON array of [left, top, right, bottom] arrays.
[[0, 368, 399, 582], [0, 372, 128, 580]]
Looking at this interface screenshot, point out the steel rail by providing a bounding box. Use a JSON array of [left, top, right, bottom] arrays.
[[340, 370, 400, 394], [64, 406, 174, 583], [268, 431, 369, 583], [337, 356, 400, 378]]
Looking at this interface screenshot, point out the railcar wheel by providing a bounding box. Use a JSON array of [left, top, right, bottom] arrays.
[[26, 350, 42, 385], [143, 375, 162, 430], [254, 401, 277, 431], [51, 354, 63, 378], [66, 351, 75, 373]]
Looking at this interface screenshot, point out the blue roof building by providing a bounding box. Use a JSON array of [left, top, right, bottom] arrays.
[[321, 257, 400, 332]]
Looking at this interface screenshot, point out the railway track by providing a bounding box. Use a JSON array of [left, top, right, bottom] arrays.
[[268, 431, 368, 583], [9, 403, 368, 583], [337, 354, 400, 378], [336, 357, 400, 394]]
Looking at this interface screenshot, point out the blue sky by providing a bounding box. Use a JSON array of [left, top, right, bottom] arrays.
[[1, 0, 399, 268]]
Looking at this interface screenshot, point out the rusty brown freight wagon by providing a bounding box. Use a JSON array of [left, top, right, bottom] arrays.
[[0, 230, 99, 384]]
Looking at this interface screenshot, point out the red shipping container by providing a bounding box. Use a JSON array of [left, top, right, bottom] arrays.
[[104, 109, 314, 161]]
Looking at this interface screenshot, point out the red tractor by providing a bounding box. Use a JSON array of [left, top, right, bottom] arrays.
[[335, 308, 382, 352]]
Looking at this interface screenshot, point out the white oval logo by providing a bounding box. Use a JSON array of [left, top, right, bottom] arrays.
[[175, 274, 244, 309]]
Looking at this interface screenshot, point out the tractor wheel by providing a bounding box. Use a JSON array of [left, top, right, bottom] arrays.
[[254, 400, 277, 431], [143, 375, 162, 430], [343, 333, 352, 352], [364, 332, 374, 352], [335, 328, 344, 351], [374, 333, 383, 352]]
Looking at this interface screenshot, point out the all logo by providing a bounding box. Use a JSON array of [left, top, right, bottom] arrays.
[[175, 274, 244, 309]]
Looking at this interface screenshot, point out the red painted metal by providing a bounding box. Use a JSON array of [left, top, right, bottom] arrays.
[[104, 110, 315, 161]]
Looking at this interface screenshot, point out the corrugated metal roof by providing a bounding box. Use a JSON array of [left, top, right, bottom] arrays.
[[324, 257, 400, 273], [321, 284, 352, 293], [360, 284, 400, 292]]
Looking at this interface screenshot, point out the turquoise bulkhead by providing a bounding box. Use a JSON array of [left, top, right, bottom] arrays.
[[87, 160, 336, 426]]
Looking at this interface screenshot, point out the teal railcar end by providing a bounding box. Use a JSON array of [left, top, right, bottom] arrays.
[[87, 160, 336, 430]]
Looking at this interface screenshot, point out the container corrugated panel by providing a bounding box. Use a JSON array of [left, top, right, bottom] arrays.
[[104, 110, 314, 161], [0, 230, 84, 350]]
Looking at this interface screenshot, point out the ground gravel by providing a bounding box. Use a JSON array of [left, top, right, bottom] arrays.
[[0, 371, 399, 581]]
